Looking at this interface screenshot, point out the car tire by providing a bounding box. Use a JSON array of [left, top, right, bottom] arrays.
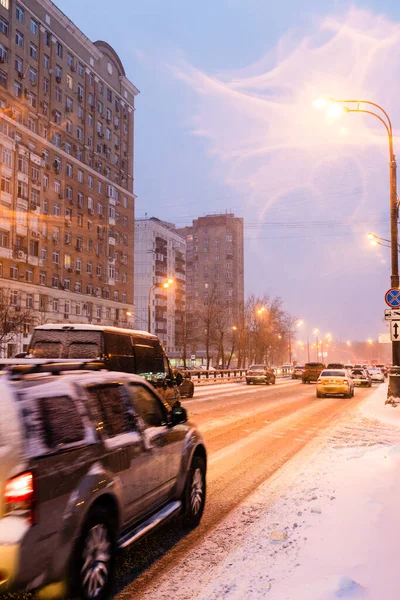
[[272, 377, 276, 385], [70, 506, 116, 600], [182, 455, 206, 529], [316, 391, 323, 398], [246, 380, 250, 385]]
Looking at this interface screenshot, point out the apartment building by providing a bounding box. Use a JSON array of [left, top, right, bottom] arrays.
[[134, 217, 186, 353], [0, 0, 138, 355], [177, 212, 244, 327]]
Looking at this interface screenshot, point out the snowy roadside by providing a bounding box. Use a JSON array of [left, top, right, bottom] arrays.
[[141, 384, 400, 600]]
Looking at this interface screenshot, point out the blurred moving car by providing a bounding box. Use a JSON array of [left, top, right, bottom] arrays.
[[302, 362, 325, 384], [246, 365, 276, 385], [351, 368, 372, 387], [292, 365, 305, 379], [375, 364, 388, 377], [0, 361, 207, 599], [367, 367, 385, 383], [316, 369, 355, 398]]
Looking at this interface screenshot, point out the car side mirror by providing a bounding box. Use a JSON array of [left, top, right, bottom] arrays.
[[171, 403, 187, 425], [175, 372, 184, 386]]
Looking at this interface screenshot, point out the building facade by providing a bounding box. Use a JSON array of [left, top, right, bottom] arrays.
[[177, 212, 244, 328], [134, 217, 185, 353], [0, 0, 138, 355]]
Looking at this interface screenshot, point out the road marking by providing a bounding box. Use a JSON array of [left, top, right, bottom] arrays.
[[184, 381, 300, 405]]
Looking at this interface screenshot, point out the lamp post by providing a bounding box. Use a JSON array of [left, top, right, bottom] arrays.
[[314, 97, 400, 401], [147, 278, 174, 334]]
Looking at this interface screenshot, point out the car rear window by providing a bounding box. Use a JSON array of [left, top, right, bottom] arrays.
[[321, 370, 346, 377], [352, 370, 365, 376], [249, 365, 265, 371], [17, 392, 88, 456], [30, 330, 102, 359], [305, 363, 324, 368]]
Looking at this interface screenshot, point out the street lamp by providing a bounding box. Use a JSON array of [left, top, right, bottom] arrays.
[[148, 278, 174, 334], [314, 96, 400, 401]]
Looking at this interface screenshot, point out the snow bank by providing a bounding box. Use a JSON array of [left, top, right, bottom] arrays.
[[194, 384, 400, 600]]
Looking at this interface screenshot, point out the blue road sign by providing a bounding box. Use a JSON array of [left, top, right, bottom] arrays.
[[385, 288, 400, 307]]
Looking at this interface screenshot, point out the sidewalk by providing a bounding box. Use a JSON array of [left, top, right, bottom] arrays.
[[197, 384, 400, 600], [142, 385, 400, 600]]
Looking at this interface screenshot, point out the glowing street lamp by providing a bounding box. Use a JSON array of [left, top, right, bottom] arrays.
[[314, 95, 400, 401], [148, 277, 174, 334]]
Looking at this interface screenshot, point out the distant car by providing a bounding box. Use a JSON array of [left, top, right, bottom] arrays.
[[351, 368, 372, 387], [292, 365, 305, 379], [345, 364, 354, 370], [375, 364, 388, 377], [316, 369, 354, 398], [302, 362, 325, 384], [327, 363, 345, 369], [246, 365, 276, 385], [367, 367, 385, 383]]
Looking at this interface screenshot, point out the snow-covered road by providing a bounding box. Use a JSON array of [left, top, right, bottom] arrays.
[[136, 383, 400, 600]]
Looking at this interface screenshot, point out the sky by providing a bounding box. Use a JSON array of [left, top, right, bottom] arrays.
[[55, 0, 400, 343]]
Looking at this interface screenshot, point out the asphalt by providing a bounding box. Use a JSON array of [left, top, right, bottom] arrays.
[[113, 379, 376, 600]]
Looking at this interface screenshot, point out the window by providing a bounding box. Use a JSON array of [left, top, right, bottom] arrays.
[[78, 62, 84, 77], [53, 204, 60, 217], [66, 95, 73, 111], [64, 278, 70, 291], [27, 91, 36, 108], [77, 192, 83, 208], [15, 55, 22, 73], [77, 214, 83, 227], [54, 133, 61, 147], [44, 30, 50, 46], [36, 395, 85, 451], [16, 5, 23, 22], [67, 53, 74, 67], [107, 88, 112, 102], [53, 110, 61, 124], [26, 294, 33, 309], [96, 264, 102, 277], [88, 72, 93, 86], [30, 43, 37, 60], [55, 86, 62, 102], [97, 100, 103, 114], [77, 169, 83, 183], [66, 74, 73, 90], [56, 41, 62, 57], [29, 240, 38, 257], [88, 175, 93, 189], [129, 385, 166, 428], [44, 54, 49, 70], [87, 261, 92, 275], [30, 18, 38, 35], [0, 17, 9, 36], [17, 180, 27, 199], [77, 126, 83, 141], [14, 80, 22, 97], [41, 247, 47, 260], [52, 275, 59, 288], [39, 271, 46, 286], [78, 83, 84, 100], [66, 162, 73, 177], [0, 229, 9, 247], [2, 148, 11, 168], [26, 269, 33, 283], [98, 80, 103, 95], [86, 385, 131, 438], [10, 264, 18, 280], [29, 67, 37, 84]]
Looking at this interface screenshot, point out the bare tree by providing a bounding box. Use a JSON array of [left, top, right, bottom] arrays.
[[0, 290, 34, 356], [194, 283, 223, 369]]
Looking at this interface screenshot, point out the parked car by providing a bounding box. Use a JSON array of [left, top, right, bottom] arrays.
[[28, 324, 183, 406], [292, 365, 305, 379], [302, 362, 325, 384], [351, 368, 372, 387], [246, 365, 276, 385], [316, 368, 355, 398], [0, 361, 207, 599], [367, 367, 385, 383]]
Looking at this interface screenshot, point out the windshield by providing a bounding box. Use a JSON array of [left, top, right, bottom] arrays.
[[249, 365, 265, 371], [352, 370, 365, 376], [320, 370, 346, 377], [30, 330, 103, 359]]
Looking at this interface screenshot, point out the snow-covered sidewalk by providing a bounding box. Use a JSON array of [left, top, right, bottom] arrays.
[[143, 385, 400, 600]]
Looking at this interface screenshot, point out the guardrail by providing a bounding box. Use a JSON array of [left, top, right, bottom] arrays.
[[180, 369, 293, 385]]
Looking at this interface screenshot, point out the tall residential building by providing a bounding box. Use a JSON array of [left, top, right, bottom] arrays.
[[177, 212, 244, 327], [0, 0, 138, 356], [134, 218, 186, 353]]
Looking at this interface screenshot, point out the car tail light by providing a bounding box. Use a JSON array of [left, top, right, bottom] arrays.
[[4, 472, 35, 523], [246, 370, 250, 375], [317, 378, 321, 384]]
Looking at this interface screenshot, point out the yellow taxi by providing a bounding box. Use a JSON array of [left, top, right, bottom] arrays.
[[316, 368, 354, 398]]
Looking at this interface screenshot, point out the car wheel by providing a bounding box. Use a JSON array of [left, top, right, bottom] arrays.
[[182, 455, 206, 529], [272, 377, 276, 385], [246, 380, 250, 385], [70, 506, 116, 600], [316, 391, 323, 398]]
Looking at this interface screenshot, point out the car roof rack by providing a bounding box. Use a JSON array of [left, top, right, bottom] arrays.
[[4, 360, 106, 380]]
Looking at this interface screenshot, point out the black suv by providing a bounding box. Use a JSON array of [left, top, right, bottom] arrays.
[[0, 362, 207, 599]]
